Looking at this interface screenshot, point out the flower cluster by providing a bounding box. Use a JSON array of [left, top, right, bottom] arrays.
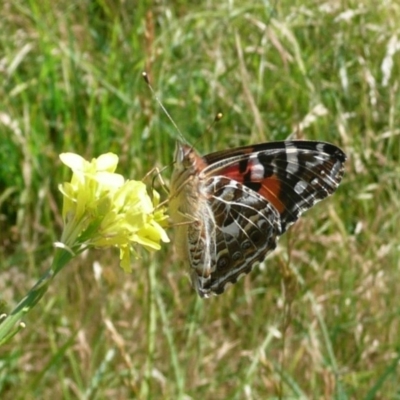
[[59, 152, 169, 271]]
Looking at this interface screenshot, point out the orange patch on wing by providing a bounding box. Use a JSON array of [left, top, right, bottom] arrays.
[[219, 164, 246, 183], [258, 175, 285, 213]]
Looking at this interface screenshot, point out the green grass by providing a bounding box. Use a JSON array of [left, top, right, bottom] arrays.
[[1, 0, 400, 398]]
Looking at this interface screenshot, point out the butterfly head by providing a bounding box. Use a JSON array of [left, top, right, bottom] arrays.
[[173, 142, 208, 173]]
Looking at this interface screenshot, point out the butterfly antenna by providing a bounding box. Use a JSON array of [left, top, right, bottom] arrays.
[[142, 72, 186, 143], [189, 112, 224, 151], [208, 112, 223, 132]]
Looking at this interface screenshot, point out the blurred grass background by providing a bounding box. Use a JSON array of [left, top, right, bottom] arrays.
[[1, 0, 400, 398]]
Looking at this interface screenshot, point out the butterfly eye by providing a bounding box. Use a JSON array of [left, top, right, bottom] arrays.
[[182, 157, 192, 169]]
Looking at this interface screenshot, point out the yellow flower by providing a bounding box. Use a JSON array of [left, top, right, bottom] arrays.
[[59, 152, 169, 272]]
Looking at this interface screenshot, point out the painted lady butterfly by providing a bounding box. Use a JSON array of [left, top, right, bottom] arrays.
[[169, 139, 346, 297]]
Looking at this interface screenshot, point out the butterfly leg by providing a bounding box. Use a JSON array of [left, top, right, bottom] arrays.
[[142, 166, 170, 208]]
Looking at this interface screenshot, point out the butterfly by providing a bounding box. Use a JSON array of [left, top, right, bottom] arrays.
[[169, 140, 346, 298]]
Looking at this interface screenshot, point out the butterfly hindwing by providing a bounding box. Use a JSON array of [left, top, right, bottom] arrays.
[[193, 176, 281, 296]]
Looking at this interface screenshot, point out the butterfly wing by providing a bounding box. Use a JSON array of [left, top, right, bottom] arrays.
[[203, 141, 346, 231], [171, 140, 346, 297], [191, 176, 282, 297]]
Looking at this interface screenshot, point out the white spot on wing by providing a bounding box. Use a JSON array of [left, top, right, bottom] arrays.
[[284, 143, 298, 154], [249, 161, 265, 180], [284, 143, 299, 175], [221, 221, 240, 236], [294, 180, 308, 195], [306, 159, 321, 168], [316, 143, 326, 152]]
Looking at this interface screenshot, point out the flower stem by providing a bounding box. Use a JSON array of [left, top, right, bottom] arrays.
[[0, 247, 73, 346]]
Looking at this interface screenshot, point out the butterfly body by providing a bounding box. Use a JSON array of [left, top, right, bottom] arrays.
[[170, 140, 346, 297], [169, 143, 216, 284]]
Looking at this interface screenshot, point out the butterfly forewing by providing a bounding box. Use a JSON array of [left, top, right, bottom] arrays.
[[203, 141, 346, 231], [170, 140, 346, 297]]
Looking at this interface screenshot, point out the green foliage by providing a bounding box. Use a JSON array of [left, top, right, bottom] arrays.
[[1, 0, 400, 398]]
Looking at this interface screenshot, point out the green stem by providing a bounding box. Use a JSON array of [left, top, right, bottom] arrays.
[[0, 247, 73, 346]]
